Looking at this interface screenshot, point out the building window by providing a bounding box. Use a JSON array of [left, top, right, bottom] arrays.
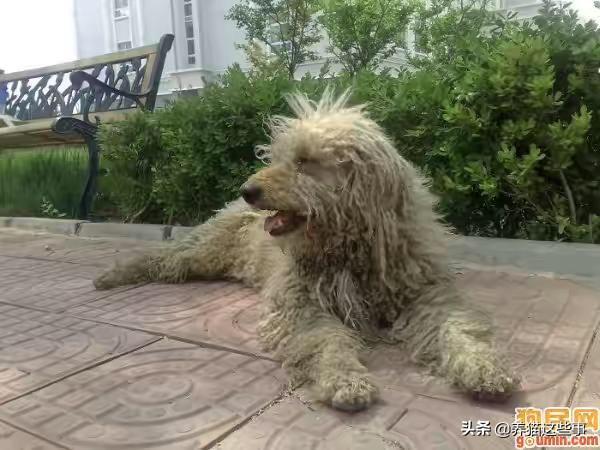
[[113, 0, 132, 52], [412, 21, 427, 54], [117, 41, 132, 50], [267, 22, 292, 55], [184, 0, 196, 65], [184, 1, 193, 17], [413, 34, 426, 54], [114, 0, 129, 18]]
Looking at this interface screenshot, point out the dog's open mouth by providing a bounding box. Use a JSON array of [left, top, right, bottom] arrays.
[[264, 211, 307, 236]]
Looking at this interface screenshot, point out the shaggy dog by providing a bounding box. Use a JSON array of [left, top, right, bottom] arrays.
[[94, 90, 519, 411]]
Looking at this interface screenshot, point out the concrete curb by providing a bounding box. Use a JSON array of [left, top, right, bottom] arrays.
[[78, 222, 171, 241], [447, 235, 600, 283], [1, 218, 599, 282], [0, 217, 86, 235], [0, 217, 192, 242], [170, 226, 194, 241]]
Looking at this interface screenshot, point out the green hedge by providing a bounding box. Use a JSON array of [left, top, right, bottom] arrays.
[[99, 2, 600, 242], [99, 67, 328, 225], [385, 2, 600, 241]]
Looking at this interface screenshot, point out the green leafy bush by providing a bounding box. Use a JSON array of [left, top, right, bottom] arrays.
[[379, 1, 600, 242], [319, 0, 417, 74], [99, 66, 326, 225], [99, 1, 600, 242]]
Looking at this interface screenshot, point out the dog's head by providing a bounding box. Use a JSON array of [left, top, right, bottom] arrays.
[[241, 89, 421, 252]]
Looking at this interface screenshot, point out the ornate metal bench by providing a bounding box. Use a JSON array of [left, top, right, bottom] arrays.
[[0, 34, 174, 219]]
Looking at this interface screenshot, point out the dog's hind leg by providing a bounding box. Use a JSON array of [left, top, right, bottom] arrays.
[[392, 285, 520, 399], [94, 199, 257, 290]]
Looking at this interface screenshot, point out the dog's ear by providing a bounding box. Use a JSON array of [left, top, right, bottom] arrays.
[[336, 157, 353, 172], [335, 158, 354, 186], [337, 157, 357, 193]]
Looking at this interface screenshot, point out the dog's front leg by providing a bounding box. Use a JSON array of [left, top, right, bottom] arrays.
[[260, 306, 379, 412], [94, 199, 254, 290], [393, 285, 520, 399], [93, 247, 213, 290], [437, 306, 520, 399]]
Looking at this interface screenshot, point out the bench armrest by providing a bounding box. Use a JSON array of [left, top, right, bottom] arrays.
[[70, 70, 156, 123], [71, 71, 148, 106]]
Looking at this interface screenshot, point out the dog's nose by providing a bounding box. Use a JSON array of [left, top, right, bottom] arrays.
[[240, 183, 263, 205]]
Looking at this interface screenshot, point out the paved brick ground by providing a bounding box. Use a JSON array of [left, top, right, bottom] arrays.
[[0, 228, 598, 449]]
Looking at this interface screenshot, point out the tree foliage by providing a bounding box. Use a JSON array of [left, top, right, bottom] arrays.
[[410, 0, 503, 62], [319, 0, 417, 74], [226, 0, 321, 78]]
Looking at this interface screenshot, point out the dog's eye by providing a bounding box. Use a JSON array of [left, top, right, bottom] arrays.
[[296, 158, 310, 171]]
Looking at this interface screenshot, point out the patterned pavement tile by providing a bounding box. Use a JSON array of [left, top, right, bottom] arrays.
[[0, 420, 65, 449], [0, 304, 156, 404], [215, 388, 515, 450], [69, 282, 264, 354], [0, 256, 134, 312], [0, 340, 287, 450], [571, 328, 600, 407], [368, 271, 600, 409], [71, 269, 600, 404], [387, 395, 516, 449]]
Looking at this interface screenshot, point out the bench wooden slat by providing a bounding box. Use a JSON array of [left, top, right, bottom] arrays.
[[0, 111, 136, 137], [0, 118, 81, 147], [0, 133, 78, 148], [0, 44, 161, 83]]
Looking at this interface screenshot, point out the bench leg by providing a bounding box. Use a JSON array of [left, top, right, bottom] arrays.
[[80, 135, 100, 220], [52, 117, 100, 220]]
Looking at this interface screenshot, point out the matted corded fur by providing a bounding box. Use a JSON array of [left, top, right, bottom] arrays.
[[94, 88, 520, 411]]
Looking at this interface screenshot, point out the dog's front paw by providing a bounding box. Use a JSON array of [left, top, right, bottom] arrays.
[[451, 354, 520, 401], [93, 270, 119, 290], [329, 375, 379, 412], [471, 366, 520, 402]]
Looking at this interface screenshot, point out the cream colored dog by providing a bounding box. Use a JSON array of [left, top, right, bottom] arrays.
[[94, 90, 519, 411]]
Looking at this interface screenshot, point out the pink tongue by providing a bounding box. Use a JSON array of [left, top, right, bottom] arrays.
[[264, 213, 288, 234]]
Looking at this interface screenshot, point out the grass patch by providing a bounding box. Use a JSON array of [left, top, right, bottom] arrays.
[[0, 147, 88, 218]]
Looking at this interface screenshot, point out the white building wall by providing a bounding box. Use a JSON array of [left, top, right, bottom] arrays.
[[138, 0, 177, 76], [74, 0, 110, 57], [502, 0, 544, 18], [73, 0, 247, 104], [199, 0, 249, 76]]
